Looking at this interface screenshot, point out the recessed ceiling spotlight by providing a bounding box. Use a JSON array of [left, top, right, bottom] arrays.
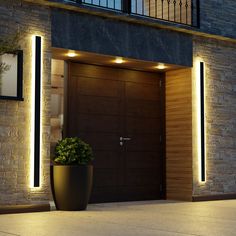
[[155, 63, 166, 70], [114, 57, 124, 64], [67, 51, 77, 58]]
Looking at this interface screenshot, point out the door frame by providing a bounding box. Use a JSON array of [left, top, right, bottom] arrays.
[[160, 75, 166, 199]]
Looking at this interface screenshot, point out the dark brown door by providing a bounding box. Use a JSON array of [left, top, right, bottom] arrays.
[[66, 63, 163, 203]]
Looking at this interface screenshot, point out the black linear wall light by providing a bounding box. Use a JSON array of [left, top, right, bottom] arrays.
[[33, 36, 42, 187], [200, 62, 205, 182]]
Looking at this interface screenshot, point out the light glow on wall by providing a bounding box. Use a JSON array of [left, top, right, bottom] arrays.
[[30, 35, 43, 188]]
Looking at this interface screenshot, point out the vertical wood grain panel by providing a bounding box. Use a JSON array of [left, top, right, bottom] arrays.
[[166, 68, 192, 201]]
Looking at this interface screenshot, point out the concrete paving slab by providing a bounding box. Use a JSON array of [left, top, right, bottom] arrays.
[[0, 200, 236, 236]]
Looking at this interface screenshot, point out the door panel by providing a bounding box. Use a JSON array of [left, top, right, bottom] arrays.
[[126, 100, 160, 118], [93, 151, 120, 168], [126, 170, 159, 185], [126, 152, 160, 169], [76, 76, 123, 97], [67, 63, 163, 203], [77, 133, 121, 151], [76, 114, 122, 133], [126, 117, 161, 134], [125, 82, 160, 101], [125, 134, 160, 151], [93, 169, 120, 187], [77, 96, 122, 115]]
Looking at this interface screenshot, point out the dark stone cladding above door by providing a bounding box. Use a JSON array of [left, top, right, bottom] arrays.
[[51, 9, 193, 67]]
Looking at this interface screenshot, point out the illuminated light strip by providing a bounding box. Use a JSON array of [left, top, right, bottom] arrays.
[[31, 35, 42, 187], [200, 61, 206, 182]]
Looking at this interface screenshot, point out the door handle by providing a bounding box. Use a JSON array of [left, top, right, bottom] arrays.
[[120, 137, 131, 146], [120, 137, 131, 141]]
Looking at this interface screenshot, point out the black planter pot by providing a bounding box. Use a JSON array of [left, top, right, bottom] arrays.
[[51, 165, 93, 211]]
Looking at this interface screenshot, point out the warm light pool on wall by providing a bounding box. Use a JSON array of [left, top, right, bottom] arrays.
[[31, 35, 42, 188]]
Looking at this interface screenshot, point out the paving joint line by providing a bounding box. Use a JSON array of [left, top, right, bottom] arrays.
[[0, 230, 20, 236]]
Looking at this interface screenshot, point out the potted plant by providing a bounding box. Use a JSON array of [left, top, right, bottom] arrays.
[[51, 137, 94, 211]]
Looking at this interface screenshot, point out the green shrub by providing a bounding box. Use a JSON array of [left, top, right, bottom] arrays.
[[53, 137, 94, 165]]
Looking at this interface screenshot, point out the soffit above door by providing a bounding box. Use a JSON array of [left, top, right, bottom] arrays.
[[52, 48, 187, 73]]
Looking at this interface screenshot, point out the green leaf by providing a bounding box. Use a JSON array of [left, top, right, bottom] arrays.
[[53, 137, 94, 165]]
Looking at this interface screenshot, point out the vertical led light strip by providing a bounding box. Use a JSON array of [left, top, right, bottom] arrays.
[[31, 35, 42, 187], [200, 62, 206, 182]]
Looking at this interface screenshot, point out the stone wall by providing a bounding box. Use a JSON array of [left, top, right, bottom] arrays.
[[200, 0, 236, 39], [0, 0, 51, 205], [193, 36, 236, 196]]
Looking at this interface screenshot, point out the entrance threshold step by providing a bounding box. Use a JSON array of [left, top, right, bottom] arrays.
[[0, 203, 50, 214]]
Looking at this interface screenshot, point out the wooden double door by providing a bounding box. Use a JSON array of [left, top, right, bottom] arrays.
[[66, 63, 164, 203]]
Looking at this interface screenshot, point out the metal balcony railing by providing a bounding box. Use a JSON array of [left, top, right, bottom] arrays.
[[65, 0, 200, 27]]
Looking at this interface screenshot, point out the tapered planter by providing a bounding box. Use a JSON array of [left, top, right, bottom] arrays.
[[51, 165, 93, 211]]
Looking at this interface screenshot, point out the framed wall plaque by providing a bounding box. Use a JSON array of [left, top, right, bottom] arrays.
[[0, 50, 23, 100]]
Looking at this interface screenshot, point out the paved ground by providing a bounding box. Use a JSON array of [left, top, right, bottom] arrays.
[[0, 200, 236, 236]]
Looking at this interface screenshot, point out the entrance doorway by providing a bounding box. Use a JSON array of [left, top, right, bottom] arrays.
[[65, 63, 164, 203]]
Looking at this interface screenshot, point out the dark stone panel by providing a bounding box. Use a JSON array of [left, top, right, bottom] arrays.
[[52, 9, 193, 67]]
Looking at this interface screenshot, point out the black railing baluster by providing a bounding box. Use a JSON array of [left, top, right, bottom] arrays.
[[185, 0, 188, 24], [196, 0, 200, 27], [122, 0, 131, 14], [155, 0, 157, 18], [167, 0, 170, 20], [149, 0, 151, 16], [142, 0, 144, 15], [161, 0, 164, 19], [179, 0, 182, 23], [173, 0, 176, 21]]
